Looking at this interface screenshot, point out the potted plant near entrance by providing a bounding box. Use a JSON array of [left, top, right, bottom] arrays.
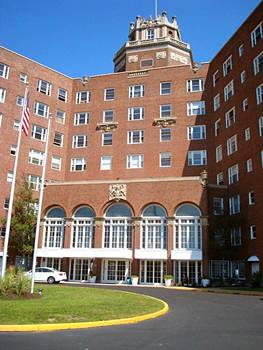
[[131, 275, 139, 286], [164, 274, 174, 287], [201, 275, 210, 287], [88, 271, 96, 283]]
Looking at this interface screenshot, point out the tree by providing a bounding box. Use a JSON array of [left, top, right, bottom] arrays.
[[1, 180, 37, 262]]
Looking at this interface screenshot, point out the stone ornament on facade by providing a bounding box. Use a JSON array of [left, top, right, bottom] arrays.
[[156, 51, 167, 59], [109, 184, 127, 201], [170, 52, 188, 64], [128, 55, 138, 63]]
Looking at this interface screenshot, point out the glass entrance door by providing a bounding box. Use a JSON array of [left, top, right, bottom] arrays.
[[102, 260, 130, 283], [140, 260, 167, 284]]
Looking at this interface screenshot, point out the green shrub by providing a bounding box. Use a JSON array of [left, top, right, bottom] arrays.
[[251, 272, 263, 288], [0, 268, 30, 297]]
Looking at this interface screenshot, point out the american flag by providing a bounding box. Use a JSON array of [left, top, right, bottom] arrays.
[[22, 89, 30, 136]]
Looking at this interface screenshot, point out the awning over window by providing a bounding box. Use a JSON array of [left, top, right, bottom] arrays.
[[247, 256, 260, 262]]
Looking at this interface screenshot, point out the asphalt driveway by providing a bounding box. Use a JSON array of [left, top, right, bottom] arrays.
[[0, 285, 263, 350]]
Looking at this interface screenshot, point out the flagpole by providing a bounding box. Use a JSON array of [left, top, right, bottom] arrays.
[[155, 0, 158, 18], [30, 115, 51, 294], [1, 85, 29, 278]]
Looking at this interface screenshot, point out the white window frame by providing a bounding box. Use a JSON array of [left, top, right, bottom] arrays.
[[76, 91, 90, 104], [13, 120, 20, 131], [100, 156, 112, 170], [127, 130, 144, 144], [230, 227, 242, 246], [238, 44, 244, 57], [224, 80, 234, 101], [244, 128, 250, 141], [259, 116, 263, 136], [188, 150, 207, 166], [216, 172, 224, 185], [128, 107, 144, 120], [225, 107, 236, 128], [256, 83, 263, 105], [10, 145, 17, 156], [0, 87, 6, 103], [58, 88, 67, 102], [213, 197, 224, 215], [19, 73, 28, 83], [223, 55, 232, 76], [160, 152, 172, 167], [127, 154, 144, 169], [31, 124, 47, 142], [250, 225, 256, 240], [129, 85, 144, 98], [251, 22, 263, 47], [187, 101, 205, 116], [160, 128, 171, 142], [34, 101, 49, 118], [243, 98, 248, 111], [240, 70, 246, 83], [103, 110, 114, 122], [160, 104, 171, 118], [0, 62, 9, 79], [229, 195, 240, 215], [160, 82, 172, 95], [253, 51, 263, 75], [228, 164, 239, 185], [247, 158, 253, 173], [27, 174, 41, 191], [215, 119, 221, 136], [37, 79, 52, 96], [248, 191, 255, 205], [187, 79, 204, 92], [102, 132, 113, 146], [7, 171, 13, 183], [53, 132, 64, 147], [74, 112, 89, 125], [51, 156, 62, 171], [70, 158, 86, 171], [72, 135, 88, 148], [227, 135, 237, 156], [56, 109, 66, 124], [187, 125, 206, 140], [213, 70, 219, 87], [216, 145, 222, 163], [16, 96, 24, 106], [104, 88, 115, 101], [28, 149, 44, 166], [213, 94, 220, 111]]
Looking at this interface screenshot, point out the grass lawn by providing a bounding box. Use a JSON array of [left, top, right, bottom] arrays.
[[0, 284, 164, 325]]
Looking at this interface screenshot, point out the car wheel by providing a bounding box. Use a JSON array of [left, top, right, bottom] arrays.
[[47, 276, 55, 284]]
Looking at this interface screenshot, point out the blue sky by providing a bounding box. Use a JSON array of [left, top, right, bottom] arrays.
[[0, 0, 260, 77]]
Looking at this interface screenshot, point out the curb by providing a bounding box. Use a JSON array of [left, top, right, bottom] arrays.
[[0, 292, 169, 333], [169, 286, 263, 297]]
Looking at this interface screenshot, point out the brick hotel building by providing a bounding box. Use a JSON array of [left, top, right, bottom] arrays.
[[0, 2, 262, 284]]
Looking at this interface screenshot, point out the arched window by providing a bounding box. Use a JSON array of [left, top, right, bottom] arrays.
[[174, 204, 201, 250], [104, 204, 133, 249], [44, 207, 65, 248], [141, 205, 167, 250], [72, 206, 95, 249]]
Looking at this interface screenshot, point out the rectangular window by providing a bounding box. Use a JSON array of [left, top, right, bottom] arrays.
[[72, 135, 88, 148], [160, 82, 172, 95], [0, 62, 9, 79], [100, 156, 112, 170], [76, 91, 90, 103], [56, 109, 65, 124], [31, 124, 47, 141], [34, 101, 49, 118], [243, 98, 248, 111], [230, 227, 242, 246], [127, 154, 144, 168], [215, 119, 221, 136], [19, 73, 28, 83], [229, 195, 240, 215], [53, 132, 63, 147], [227, 135, 237, 155], [37, 79, 52, 96], [213, 198, 224, 215], [71, 158, 86, 171], [187, 79, 204, 92], [141, 59, 153, 68], [250, 225, 256, 240], [216, 172, 224, 185], [259, 116, 263, 136], [74, 112, 89, 125], [103, 110, 114, 122], [216, 145, 222, 162], [51, 156, 62, 170], [28, 149, 44, 166], [253, 51, 263, 75], [240, 70, 247, 83], [187, 101, 205, 116], [238, 44, 244, 57], [213, 94, 220, 111], [4, 198, 9, 210], [187, 125, 206, 140], [102, 132, 112, 146], [104, 88, 115, 101], [244, 128, 250, 141], [0, 87, 6, 103], [256, 83, 263, 105], [0, 113, 2, 127], [27, 174, 41, 191], [160, 152, 172, 167], [225, 107, 236, 128], [188, 150, 207, 166], [147, 28, 155, 39], [7, 171, 13, 183], [16, 96, 24, 106], [128, 107, 144, 120], [213, 70, 219, 86], [228, 164, 239, 185], [127, 130, 144, 144], [129, 85, 144, 98], [224, 80, 234, 101], [13, 120, 20, 131], [10, 145, 17, 156], [248, 191, 255, 205], [58, 88, 67, 102], [251, 22, 263, 47], [160, 104, 171, 118], [247, 158, 253, 172], [160, 128, 171, 142], [223, 55, 232, 76]]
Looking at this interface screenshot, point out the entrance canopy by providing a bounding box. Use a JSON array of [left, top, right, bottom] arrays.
[[247, 256, 260, 262]]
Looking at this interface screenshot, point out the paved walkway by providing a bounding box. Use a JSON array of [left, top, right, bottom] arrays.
[[1, 285, 263, 350]]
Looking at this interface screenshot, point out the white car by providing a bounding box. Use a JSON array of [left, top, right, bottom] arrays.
[[26, 267, 67, 284]]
